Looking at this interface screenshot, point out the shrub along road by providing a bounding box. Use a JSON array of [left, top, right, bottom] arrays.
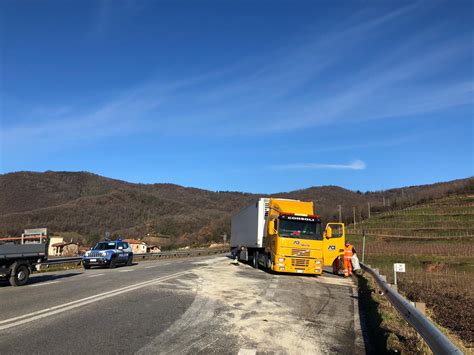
[[0, 255, 365, 354]]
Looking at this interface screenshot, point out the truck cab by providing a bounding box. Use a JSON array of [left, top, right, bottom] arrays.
[[263, 199, 324, 275], [82, 240, 133, 269]]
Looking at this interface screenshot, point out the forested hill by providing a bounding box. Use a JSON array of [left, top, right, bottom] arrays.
[[1, 171, 472, 247]]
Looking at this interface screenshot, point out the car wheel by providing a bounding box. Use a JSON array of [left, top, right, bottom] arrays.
[[109, 257, 117, 269], [9, 264, 30, 286], [126, 255, 133, 266], [83, 264, 91, 270]]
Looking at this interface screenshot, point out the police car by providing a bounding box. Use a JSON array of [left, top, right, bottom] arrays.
[[82, 240, 133, 269]]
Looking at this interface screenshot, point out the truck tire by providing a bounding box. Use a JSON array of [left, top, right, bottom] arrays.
[[266, 254, 273, 271], [9, 264, 30, 286], [126, 254, 133, 266], [252, 251, 259, 269]]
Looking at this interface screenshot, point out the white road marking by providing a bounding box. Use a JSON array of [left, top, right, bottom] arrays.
[[352, 285, 365, 351], [87, 273, 104, 278], [118, 269, 134, 272], [238, 349, 257, 355], [265, 290, 275, 298], [29, 281, 60, 287], [317, 275, 353, 286], [0, 271, 189, 330], [145, 265, 160, 269], [269, 283, 277, 289]]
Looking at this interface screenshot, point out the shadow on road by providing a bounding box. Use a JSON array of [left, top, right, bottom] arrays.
[[0, 271, 82, 288]]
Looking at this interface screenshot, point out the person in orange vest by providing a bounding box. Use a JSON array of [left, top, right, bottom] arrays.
[[343, 241, 356, 277]]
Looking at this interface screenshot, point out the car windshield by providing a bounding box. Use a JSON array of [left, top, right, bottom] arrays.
[[93, 242, 116, 250], [278, 219, 323, 240]]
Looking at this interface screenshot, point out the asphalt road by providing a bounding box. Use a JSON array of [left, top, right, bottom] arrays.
[[0, 255, 366, 354]]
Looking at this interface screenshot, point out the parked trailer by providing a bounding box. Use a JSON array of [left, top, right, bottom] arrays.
[[0, 236, 48, 286]]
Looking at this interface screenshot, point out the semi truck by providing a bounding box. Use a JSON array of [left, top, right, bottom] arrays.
[[231, 198, 345, 275], [0, 232, 49, 286]]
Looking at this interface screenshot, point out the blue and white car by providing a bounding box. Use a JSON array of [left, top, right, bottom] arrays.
[[82, 240, 133, 269]]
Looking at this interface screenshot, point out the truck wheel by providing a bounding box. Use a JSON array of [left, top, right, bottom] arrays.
[[126, 255, 133, 266], [253, 251, 259, 269], [109, 257, 117, 269], [266, 254, 273, 270], [9, 264, 30, 286]]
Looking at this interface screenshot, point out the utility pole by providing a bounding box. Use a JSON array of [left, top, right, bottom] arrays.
[[368, 202, 371, 219], [337, 205, 342, 222], [353, 207, 356, 225]]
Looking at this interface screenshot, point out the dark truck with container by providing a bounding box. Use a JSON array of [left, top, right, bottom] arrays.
[[0, 235, 48, 286]]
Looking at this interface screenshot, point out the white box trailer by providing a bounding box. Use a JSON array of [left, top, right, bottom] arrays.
[[231, 198, 269, 252]]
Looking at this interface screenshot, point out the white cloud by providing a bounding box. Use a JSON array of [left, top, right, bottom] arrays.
[[268, 160, 367, 171]]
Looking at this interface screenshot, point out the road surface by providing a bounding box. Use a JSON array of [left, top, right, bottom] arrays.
[[0, 255, 365, 354]]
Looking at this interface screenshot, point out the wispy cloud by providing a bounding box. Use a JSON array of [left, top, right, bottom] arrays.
[[2, 2, 472, 149], [268, 160, 367, 171]]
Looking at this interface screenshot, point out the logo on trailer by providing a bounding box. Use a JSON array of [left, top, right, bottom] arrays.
[[328, 245, 336, 251], [293, 241, 300, 245]]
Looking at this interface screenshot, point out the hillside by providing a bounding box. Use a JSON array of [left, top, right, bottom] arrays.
[[346, 194, 474, 346], [348, 194, 474, 239], [0, 171, 472, 247]]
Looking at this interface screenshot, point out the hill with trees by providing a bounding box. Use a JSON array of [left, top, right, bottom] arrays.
[[0, 171, 472, 247]]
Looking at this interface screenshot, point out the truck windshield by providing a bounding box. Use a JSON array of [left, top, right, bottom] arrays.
[[278, 219, 322, 240], [93, 242, 116, 250]]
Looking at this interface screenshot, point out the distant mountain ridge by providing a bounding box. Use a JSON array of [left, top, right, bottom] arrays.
[[1, 171, 472, 247]]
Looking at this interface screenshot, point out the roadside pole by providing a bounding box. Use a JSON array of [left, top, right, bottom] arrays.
[[362, 230, 366, 263], [393, 263, 406, 285]]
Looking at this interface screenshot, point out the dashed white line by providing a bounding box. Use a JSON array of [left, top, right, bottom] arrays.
[[118, 269, 135, 273], [145, 265, 159, 269], [87, 273, 104, 278], [29, 281, 60, 287]]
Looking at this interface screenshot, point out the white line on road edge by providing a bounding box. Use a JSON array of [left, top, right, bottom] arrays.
[[352, 285, 365, 352], [87, 274, 104, 278], [118, 269, 135, 272], [144, 265, 160, 269], [29, 281, 60, 287], [0, 271, 189, 330]]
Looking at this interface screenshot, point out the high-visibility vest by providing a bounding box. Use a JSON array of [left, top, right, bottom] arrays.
[[344, 245, 354, 258]]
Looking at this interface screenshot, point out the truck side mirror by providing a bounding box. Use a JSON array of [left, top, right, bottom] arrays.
[[269, 220, 277, 235]]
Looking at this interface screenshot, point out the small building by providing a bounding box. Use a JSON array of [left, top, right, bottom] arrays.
[[124, 239, 147, 254], [48, 236, 64, 256], [50, 241, 79, 257], [147, 245, 161, 253]]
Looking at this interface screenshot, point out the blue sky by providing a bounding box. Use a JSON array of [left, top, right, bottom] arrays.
[[1, 0, 473, 193]]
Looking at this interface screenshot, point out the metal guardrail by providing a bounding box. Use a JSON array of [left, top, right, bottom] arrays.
[[41, 248, 229, 266], [132, 248, 228, 259], [361, 263, 462, 355]]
